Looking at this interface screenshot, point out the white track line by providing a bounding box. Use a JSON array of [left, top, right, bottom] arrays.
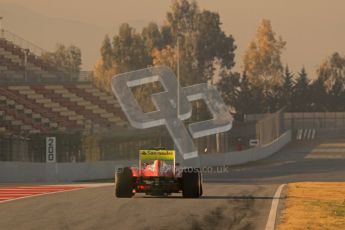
[[265, 184, 286, 230]]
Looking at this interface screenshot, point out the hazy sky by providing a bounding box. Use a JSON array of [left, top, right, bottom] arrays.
[[0, 0, 344, 75]]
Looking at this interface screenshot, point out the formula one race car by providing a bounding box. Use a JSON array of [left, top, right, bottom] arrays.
[[115, 149, 202, 198]]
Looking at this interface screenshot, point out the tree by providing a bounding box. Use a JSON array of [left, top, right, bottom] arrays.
[[194, 10, 236, 80], [93, 0, 237, 105], [243, 41, 260, 81], [152, 45, 177, 70], [112, 23, 151, 73], [277, 66, 295, 109], [291, 67, 311, 111], [165, 0, 236, 85], [142, 22, 167, 66], [142, 22, 163, 50], [309, 75, 328, 111], [100, 35, 113, 69], [243, 19, 286, 86], [317, 52, 345, 90], [328, 77, 344, 111], [42, 44, 82, 77], [216, 70, 240, 109], [265, 84, 280, 112], [67, 45, 82, 74], [91, 59, 118, 92], [160, 25, 173, 48], [235, 72, 265, 114]]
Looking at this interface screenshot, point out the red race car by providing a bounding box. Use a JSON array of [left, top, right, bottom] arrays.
[[115, 149, 202, 198]]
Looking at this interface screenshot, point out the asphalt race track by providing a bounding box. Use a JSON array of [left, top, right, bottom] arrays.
[[1, 139, 345, 230]]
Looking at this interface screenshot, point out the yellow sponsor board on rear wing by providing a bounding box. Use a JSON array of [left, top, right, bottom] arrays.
[[139, 150, 175, 161]]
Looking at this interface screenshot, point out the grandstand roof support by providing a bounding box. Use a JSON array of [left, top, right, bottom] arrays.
[[23, 48, 28, 81]]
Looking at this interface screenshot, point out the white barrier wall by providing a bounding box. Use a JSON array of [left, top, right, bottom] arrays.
[[0, 131, 291, 183], [0, 160, 136, 183], [200, 130, 292, 167]]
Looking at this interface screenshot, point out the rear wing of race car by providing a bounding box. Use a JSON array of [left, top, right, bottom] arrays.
[[139, 149, 176, 176]]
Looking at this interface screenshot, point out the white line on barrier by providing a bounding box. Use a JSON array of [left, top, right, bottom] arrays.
[[307, 129, 311, 140], [311, 129, 316, 140], [303, 129, 308, 140], [265, 184, 286, 230]]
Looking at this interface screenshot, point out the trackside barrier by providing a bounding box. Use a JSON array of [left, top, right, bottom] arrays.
[[1, 131, 292, 182], [200, 130, 292, 167], [0, 160, 136, 183]]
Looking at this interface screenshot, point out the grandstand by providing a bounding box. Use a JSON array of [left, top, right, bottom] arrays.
[[0, 28, 144, 162], [0, 83, 128, 134]]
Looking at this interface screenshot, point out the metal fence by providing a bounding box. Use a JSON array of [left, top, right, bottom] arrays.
[[0, 136, 29, 161], [285, 112, 345, 129], [255, 108, 285, 146], [0, 29, 85, 82], [0, 29, 46, 57], [1, 109, 286, 162]]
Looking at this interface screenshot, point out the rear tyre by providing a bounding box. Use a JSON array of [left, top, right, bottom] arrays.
[[182, 168, 201, 198], [115, 167, 134, 198]]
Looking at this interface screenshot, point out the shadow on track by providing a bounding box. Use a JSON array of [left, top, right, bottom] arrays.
[[201, 195, 284, 200], [136, 195, 284, 200]]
